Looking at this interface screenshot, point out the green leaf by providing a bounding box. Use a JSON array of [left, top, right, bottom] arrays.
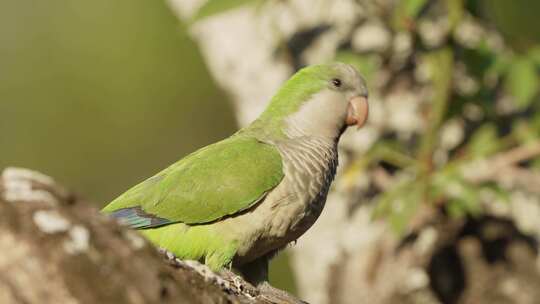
[[457, 185, 482, 215], [446, 0, 465, 29], [468, 123, 499, 158], [446, 182, 509, 218], [392, 0, 428, 30], [487, 52, 511, 78], [512, 119, 538, 144], [191, 0, 258, 23], [372, 177, 422, 235], [505, 56, 539, 109], [417, 49, 454, 161], [462, 46, 504, 80], [527, 46, 540, 66], [432, 167, 482, 218], [533, 109, 540, 132], [387, 187, 422, 235], [532, 157, 540, 169], [447, 200, 467, 218], [480, 182, 510, 204], [402, 0, 429, 18]]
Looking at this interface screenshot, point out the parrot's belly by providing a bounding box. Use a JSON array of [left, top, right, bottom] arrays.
[[225, 136, 338, 265]]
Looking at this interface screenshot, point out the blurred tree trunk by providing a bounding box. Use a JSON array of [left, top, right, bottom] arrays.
[[0, 167, 300, 304], [169, 1, 540, 303]]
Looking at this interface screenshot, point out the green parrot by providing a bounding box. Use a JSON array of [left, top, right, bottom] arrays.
[[102, 62, 369, 286]]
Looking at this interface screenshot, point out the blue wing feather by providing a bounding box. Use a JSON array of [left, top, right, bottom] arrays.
[[110, 207, 171, 229]]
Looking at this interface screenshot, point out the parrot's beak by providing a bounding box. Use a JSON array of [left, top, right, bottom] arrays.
[[345, 96, 369, 129]]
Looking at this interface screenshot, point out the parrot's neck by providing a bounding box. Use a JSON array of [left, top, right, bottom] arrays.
[[283, 89, 348, 141]]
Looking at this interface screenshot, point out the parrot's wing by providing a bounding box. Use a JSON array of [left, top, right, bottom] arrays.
[[102, 136, 284, 228]]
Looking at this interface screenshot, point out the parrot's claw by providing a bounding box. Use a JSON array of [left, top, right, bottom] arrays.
[[232, 276, 244, 291], [159, 248, 176, 261], [219, 269, 258, 298]]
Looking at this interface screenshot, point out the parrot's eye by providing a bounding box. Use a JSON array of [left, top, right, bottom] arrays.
[[331, 78, 342, 88]]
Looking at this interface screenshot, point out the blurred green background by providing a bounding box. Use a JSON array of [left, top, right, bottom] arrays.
[[1, 0, 539, 297], [0, 0, 237, 202]]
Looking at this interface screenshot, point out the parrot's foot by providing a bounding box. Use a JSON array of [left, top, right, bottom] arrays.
[[220, 269, 259, 297], [235, 254, 306, 303], [159, 248, 177, 261], [258, 281, 307, 304]]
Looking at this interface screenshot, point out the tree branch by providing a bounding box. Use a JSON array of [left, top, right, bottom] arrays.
[[0, 167, 302, 304]]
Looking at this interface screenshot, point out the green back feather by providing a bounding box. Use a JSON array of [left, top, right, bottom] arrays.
[[102, 135, 284, 224]]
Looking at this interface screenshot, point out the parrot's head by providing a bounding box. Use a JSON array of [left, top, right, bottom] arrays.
[[257, 62, 369, 139]]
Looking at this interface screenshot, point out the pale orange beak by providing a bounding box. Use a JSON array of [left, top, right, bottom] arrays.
[[345, 96, 369, 129]]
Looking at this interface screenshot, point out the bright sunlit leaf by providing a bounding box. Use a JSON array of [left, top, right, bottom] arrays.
[[505, 56, 539, 109], [468, 123, 499, 158], [392, 0, 428, 30]]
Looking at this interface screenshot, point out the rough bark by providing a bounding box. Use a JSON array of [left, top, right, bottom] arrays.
[[0, 167, 302, 304]]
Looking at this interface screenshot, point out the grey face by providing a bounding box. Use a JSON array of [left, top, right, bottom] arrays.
[[285, 63, 370, 138], [326, 63, 369, 100]]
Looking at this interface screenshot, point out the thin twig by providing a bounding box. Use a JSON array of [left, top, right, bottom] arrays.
[[463, 141, 540, 193]]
